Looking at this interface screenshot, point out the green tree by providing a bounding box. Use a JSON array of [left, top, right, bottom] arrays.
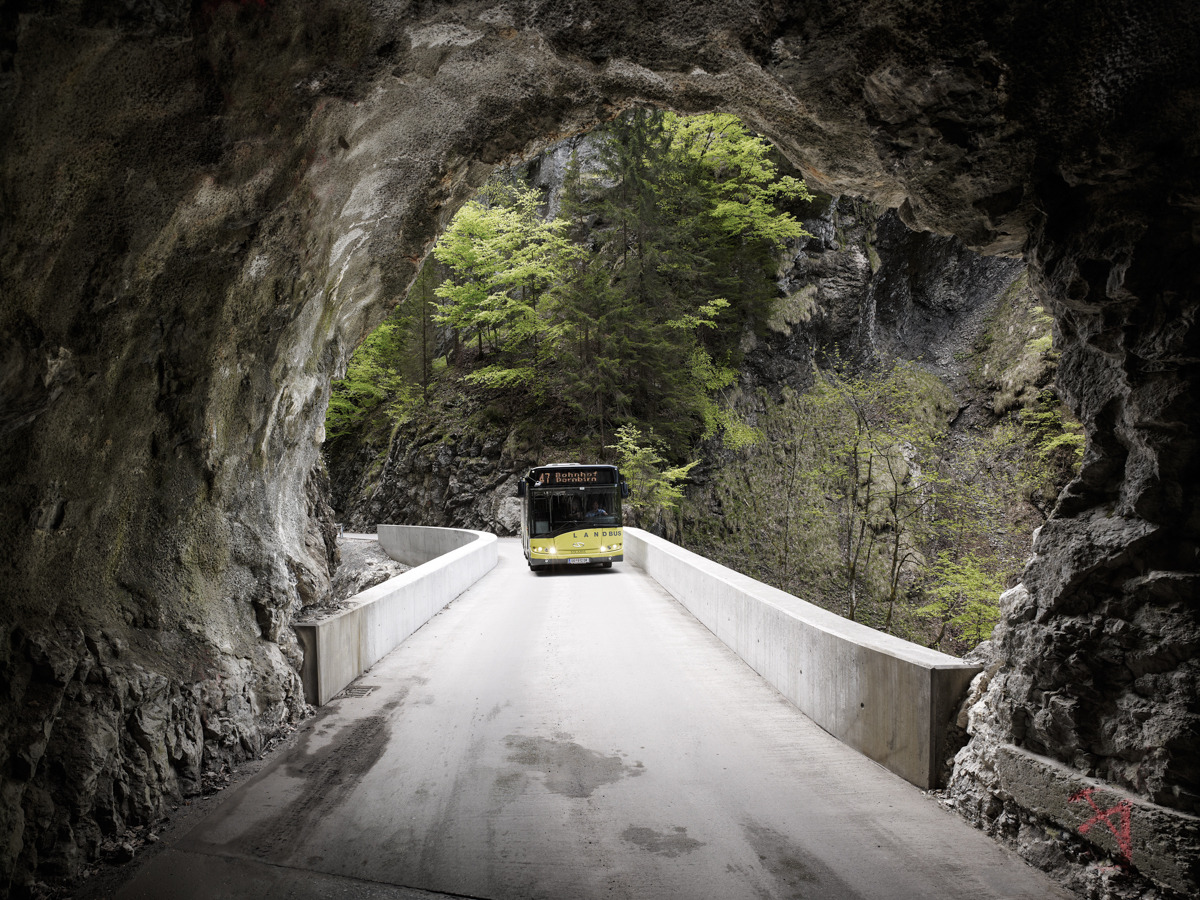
[[917, 551, 1006, 650], [554, 110, 809, 453], [697, 386, 838, 600], [433, 182, 580, 397], [325, 316, 409, 440], [406, 255, 440, 403], [427, 112, 808, 457], [799, 362, 949, 628], [694, 360, 963, 635], [325, 256, 445, 440], [663, 111, 811, 351], [432, 200, 503, 358], [608, 424, 698, 532]]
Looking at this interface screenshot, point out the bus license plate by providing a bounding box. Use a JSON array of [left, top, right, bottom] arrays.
[[567, 558, 591, 565]]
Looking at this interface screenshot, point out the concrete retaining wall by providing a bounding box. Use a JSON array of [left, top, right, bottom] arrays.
[[625, 527, 980, 789], [294, 526, 498, 706]]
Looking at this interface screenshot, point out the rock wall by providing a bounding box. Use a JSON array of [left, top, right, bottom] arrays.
[[947, 199, 1200, 897], [754, 196, 1025, 385], [337, 422, 531, 537], [2, 1, 1197, 896]]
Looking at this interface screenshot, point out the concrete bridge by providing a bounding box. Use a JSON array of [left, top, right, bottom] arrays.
[[114, 527, 1072, 900]]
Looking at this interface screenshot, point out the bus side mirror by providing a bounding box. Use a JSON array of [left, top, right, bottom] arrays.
[[621, 482, 630, 498], [516, 482, 526, 498]]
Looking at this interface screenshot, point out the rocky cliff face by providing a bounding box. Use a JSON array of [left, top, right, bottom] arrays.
[[752, 196, 1026, 385], [2, 1, 1197, 896], [335, 420, 530, 537]]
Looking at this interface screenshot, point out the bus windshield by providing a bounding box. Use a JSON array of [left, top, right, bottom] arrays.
[[530, 488, 619, 536]]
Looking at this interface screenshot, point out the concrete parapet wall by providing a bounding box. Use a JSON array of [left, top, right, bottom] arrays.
[[294, 526, 498, 706], [376, 522, 483, 567], [624, 527, 980, 789]]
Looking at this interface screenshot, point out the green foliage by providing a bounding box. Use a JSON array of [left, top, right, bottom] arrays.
[[579, 111, 807, 447], [693, 362, 949, 628], [607, 424, 698, 529], [1019, 387, 1085, 509], [685, 353, 1068, 654], [664, 113, 810, 246], [917, 551, 1005, 650], [1028, 333, 1053, 354], [803, 361, 950, 628], [325, 257, 440, 440], [433, 182, 574, 380], [426, 109, 808, 457], [325, 321, 407, 440]]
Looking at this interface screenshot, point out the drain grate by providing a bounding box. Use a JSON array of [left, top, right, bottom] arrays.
[[337, 684, 379, 699]]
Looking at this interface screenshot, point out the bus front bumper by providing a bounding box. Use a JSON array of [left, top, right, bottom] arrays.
[[528, 553, 623, 569]]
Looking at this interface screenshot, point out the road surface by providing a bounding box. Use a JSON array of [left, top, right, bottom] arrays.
[[117, 538, 1071, 900]]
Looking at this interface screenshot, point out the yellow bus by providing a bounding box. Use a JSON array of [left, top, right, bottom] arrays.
[[517, 464, 629, 571]]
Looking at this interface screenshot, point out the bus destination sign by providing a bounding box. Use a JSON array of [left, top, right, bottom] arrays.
[[533, 467, 616, 486]]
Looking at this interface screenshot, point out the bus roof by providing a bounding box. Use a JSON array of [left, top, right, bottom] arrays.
[[531, 463, 617, 469]]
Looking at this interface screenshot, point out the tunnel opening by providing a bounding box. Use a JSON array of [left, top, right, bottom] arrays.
[[321, 108, 1082, 664], [2, 3, 1197, 897]]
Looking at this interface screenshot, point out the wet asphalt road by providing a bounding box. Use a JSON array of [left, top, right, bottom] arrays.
[[117, 538, 1072, 900]]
